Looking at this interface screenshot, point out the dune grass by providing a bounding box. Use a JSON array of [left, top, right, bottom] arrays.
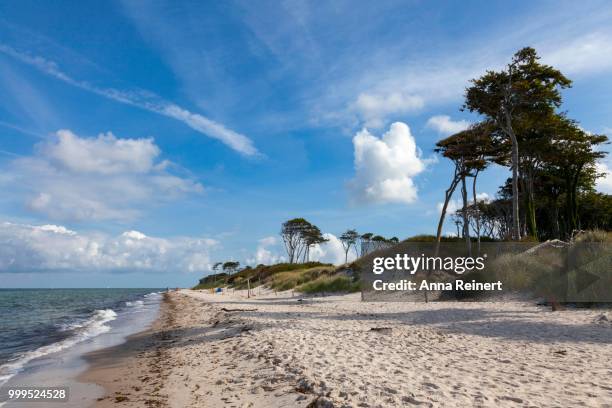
[[574, 229, 611, 243], [297, 275, 360, 294], [269, 266, 334, 291]]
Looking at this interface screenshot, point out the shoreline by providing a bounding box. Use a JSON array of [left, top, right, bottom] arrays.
[[80, 290, 315, 407], [0, 290, 162, 408], [78, 293, 172, 407], [79, 289, 612, 407]]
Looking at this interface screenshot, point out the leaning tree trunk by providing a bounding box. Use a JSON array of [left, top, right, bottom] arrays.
[[461, 175, 472, 256], [435, 168, 461, 256], [432, 166, 461, 303]]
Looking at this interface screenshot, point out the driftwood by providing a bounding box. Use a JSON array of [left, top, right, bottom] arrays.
[[221, 307, 258, 312], [523, 239, 568, 255], [370, 327, 392, 334]]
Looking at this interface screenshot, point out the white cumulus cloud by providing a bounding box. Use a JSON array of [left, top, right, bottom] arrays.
[[44, 130, 161, 174], [426, 115, 471, 136], [437, 198, 461, 217], [436, 192, 491, 216], [596, 161, 612, 193], [5, 129, 203, 222], [246, 233, 356, 266], [348, 122, 429, 205], [0, 222, 218, 273], [309, 233, 357, 265], [247, 236, 286, 265]]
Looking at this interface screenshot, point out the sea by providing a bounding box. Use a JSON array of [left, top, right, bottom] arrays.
[[0, 288, 163, 406]]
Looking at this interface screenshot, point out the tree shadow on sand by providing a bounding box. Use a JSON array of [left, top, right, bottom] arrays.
[[210, 306, 611, 345]]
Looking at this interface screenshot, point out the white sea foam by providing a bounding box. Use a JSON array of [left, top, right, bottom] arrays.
[[0, 308, 117, 386], [144, 291, 162, 299], [125, 300, 144, 307]]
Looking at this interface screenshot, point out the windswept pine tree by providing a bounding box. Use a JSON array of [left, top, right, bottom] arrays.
[[464, 47, 572, 240], [434, 122, 498, 253], [437, 47, 609, 243], [280, 218, 327, 263], [339, 229, 359, 264]]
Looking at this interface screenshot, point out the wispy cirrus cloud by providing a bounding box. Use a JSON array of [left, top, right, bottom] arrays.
[[426, 115, 471, 136], [352, 92, 424, 129], [0, 44, 259, 157]]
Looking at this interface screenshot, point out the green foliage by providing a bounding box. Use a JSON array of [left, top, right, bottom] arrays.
[[403, 234, 497, 242], [297, 275, 360, 294], [576, 194, 612, 232], [222, 261, 240, 275], [280, 218, 327, 263], [434, 47, 610, 242], [245, 262, 332, 281], [195, 262, 334, 290], [339, 229, 359, 263], [193, 273, 227, 290], [269, 266, 334, 291], [464, 47, 572, 121]]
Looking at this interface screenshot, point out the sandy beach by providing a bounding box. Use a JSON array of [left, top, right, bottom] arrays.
[[82, 290, 612, 407]]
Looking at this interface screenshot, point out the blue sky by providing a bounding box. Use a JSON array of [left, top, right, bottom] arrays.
[[1, 0, 611, 287]]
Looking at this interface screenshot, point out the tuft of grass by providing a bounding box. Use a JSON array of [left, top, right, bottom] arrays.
[[490, 251, 558, 291], [574, 229, 611, 243], [403, 234, 498, 242], [297, 275, 360, 294]]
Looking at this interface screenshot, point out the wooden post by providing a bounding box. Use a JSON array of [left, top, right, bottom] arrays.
[[247, 278, 251, 298]]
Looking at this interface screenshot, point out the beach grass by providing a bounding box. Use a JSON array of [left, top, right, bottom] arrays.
[[269, 266, 334, 291], [297, 274, 360, 294]]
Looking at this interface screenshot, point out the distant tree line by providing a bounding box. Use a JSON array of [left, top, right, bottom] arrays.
[[435, 47, 610, 252], [280, 218, 399, 264]]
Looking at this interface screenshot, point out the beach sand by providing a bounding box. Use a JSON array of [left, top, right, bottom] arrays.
[[82, 289, 612, 407]]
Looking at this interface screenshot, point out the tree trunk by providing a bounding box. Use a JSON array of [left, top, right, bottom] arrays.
[[472, 170, 481, 255], [571, 165, 583, 234], [552, 204, 560, 239], [503, 110, 521, 241], [524, 169, 538, 239], [509, 132, 521, 240], [564, 166, 582, 238], [435, 169, 460, 256], [461, 175, 472, 256]]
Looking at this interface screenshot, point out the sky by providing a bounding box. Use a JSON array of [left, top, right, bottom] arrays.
[[1, 0, 611, 288]]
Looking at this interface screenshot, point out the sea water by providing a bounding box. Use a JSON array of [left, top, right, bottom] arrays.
[[0, 288, 163, 406]]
